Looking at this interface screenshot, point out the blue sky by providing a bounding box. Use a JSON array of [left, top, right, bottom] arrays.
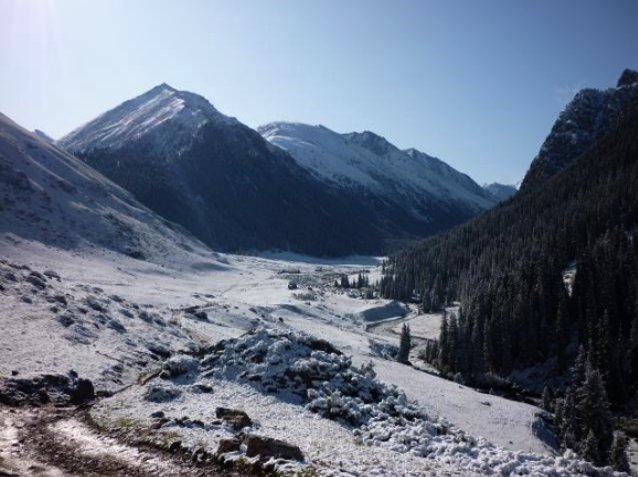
[[1, 0, 637, 184]]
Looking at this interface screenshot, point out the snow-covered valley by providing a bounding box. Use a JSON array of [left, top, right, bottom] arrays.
[[0, 234, 624, 476]]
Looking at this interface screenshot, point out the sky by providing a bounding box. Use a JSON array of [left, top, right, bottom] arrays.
[[1, 0, 637, 185]]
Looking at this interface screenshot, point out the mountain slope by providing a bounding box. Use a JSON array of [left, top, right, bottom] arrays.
[[58, 85, 492, 256], [519, 69, 638, 192], [258, 122, 496, 219], [380, 75, 638, 464], [0, 112, 211, 265], [482, 182, 517, 202]]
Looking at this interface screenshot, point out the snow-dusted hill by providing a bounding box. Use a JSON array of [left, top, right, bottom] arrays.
[[0, 112, 214, 266], [258, 122, 496, 218], [520, 69, 638, 192]]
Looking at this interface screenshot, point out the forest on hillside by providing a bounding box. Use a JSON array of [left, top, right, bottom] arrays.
[[381, 107, 638, 465]]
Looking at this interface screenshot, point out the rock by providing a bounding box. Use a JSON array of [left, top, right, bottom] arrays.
[[56, 314, 74, 327], [161, 355, 199, 379], [215, 437, 242, 455], [52, 295, 68, 306], [190, 382, 213, 394], [215, 407, 252, 430], [43, 270, 61, 281], [85, 296, 105, 312], [193, 311, 208, 321], [617, 68, 638, 87], [144, 383, 181, 403], [244, 435, 304, 461], [106, 318, 127, 333], [21, 296, 32, 304], [150, 410, 165, 419], [68, 378, 95, 404], [11, 370, 18, 376], [168, 440, 182, 453], [26, 275, 46, 290]]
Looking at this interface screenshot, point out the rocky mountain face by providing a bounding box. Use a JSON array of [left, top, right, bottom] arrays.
[[482, 183, 517, 203], [57, 85, 494, 256], [519, 69, 638, 192]]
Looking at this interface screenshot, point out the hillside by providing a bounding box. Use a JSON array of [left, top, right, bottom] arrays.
[[0, 112, 212, 266], [381, 84, 638, 466]]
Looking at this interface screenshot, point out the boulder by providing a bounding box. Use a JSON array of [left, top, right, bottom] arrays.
[[69, 377, 95, 404], [43, 270, 61, 281], [244, 435, 304, 461], [215, 407, 252, 430], [215, 437, 242, 455]]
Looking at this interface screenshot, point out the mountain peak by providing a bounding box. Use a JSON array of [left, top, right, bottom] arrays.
[[617, 68, 638, 87], [342, 130, 397, 156], [58, 84, 236, 153]]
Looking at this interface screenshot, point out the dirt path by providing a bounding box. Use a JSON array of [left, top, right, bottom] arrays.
[[0, 406, 231, 477]]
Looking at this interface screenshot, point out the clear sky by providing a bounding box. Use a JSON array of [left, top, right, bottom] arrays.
[[1, 0, 637, 184]]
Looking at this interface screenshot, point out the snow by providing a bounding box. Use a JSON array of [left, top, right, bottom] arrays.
[[258, 122, 496, 215], [57, 84, 238, 154]]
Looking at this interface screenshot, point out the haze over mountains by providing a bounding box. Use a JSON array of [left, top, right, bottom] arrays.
[[56, 84, 498, 257]]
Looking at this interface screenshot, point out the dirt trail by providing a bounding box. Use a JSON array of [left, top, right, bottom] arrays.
[[0, 406, 229, 477]]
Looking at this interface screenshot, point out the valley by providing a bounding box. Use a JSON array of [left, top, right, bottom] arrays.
[[0, 233, 606, 476]]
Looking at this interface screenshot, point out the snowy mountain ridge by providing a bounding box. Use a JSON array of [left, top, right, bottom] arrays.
[[57, 83, 237, 155], [258, 121, 496, 215]]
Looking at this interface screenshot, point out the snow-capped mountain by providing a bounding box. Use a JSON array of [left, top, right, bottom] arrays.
[[258, 122, 496, 220], [58, 83, 237, 155], [0, 112, 210, 264], [520, 69, 638, 192], [56, 85, 496, 256], [482, 182, 517, 202]]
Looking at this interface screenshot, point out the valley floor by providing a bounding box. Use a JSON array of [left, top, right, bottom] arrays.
[[0, 236, 624, 476]]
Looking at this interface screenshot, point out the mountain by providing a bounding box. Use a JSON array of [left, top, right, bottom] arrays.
[[0, 112, 210, 264], [519, 69, 638, 192], [57, 85, 493, 256], [380, 74, 638, 465], [258, 121, 496, 220], [482, 182, 517, 202]]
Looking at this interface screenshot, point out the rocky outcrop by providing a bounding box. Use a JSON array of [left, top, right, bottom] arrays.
[[617, 68, 638, 87]]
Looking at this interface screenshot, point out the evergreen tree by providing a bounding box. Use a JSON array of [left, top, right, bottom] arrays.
[[542, 385, 553, 412], [610, 431, 630, 473], [397, 323, 411, 364]]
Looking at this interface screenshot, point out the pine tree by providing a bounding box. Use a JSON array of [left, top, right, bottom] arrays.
[[397, 323, 411, 364], [575, 364, 614, 465], [542, 385, 553, 412], [610, 431, 630, 473], [438, 314, 449, 369], [582, 429, 600, 465]]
